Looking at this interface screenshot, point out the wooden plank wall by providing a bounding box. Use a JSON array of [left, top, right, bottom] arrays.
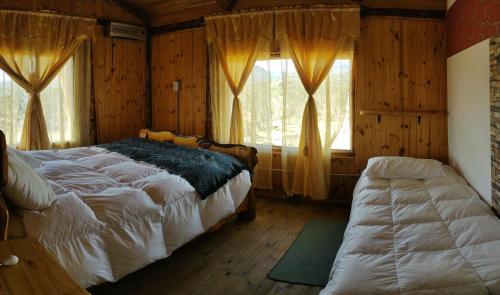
[[93, 28, 147, 143], [353, 17, 447, 170], [328, 16, 447, 202], [151, 28, 207, 136], [150, 16, 447, 203], [0, 0, 148, 144]]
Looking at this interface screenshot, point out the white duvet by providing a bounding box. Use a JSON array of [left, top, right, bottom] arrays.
[[321, 166, 500, 295], [16, 146, 251, 288]]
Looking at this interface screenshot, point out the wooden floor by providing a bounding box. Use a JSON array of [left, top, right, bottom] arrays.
[[90, 197, 349, 295]]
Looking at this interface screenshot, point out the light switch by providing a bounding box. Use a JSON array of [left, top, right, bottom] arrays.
[[173, 80, 180, 92]]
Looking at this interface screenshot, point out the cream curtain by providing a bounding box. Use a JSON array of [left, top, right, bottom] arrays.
[[239, 54, 353, 191], [0, 11, 94, 150], [239, 60, 274, 189], [318, 45, 354, 191], [276, 8, 359, 199], [44, 40, 92, 148], [0, 41, 92, 148], [209, 46, 232, 143], [206, 12, 274, 144], [41, 56, 74, 148], [0, 70, 26, 146]]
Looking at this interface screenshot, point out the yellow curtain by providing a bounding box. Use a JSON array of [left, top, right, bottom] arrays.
[[276, 8, 359, 199], [209, 45, 232, 143], [239, 60, 274, 189], [206, 12, 273, 144], [319, 45, 354, 192], [0, 11, 94, 150], [45, 40, 93, 149]]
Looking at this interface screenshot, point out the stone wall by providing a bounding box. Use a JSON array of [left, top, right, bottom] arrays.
[[491, 35, 500, 214]]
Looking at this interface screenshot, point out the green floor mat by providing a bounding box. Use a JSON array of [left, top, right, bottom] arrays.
[[267, 219, 348, 287]]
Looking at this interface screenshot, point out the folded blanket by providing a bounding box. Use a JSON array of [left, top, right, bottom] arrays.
[[98, 138, 248, 199]]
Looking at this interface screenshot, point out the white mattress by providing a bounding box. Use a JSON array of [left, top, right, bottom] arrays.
[[15, 146, 251, 288], [321, 166, 500, 295]]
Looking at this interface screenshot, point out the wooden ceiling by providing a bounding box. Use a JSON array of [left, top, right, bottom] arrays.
[[122, 0, 447, 27]]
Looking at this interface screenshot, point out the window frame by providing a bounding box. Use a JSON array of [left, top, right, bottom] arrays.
[[0, 58, 75, 148], [249, 48, 355, 155]]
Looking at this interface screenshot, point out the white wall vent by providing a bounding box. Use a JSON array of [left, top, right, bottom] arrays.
[[107, 22, 146, 40]]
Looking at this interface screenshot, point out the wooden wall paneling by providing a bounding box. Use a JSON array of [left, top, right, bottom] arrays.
[[170, 31, 183, 132], [192, 29, 208, 136], [178, 31, 192, 134], [353, 16, 447, 172], [151, 35, 166, 130], [151, 28, 207, 136], [152, 32, 175, 131], [401, 18, 447, 163], [355, 17, 402, 111], [93, 27, 147, 143], [171, 31, 182, 132]]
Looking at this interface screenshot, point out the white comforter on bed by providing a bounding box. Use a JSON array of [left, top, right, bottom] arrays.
[[16, 146, 251, 288], [321, 166, 500, 295]]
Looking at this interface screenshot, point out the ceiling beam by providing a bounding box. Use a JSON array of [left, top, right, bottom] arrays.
[[111, 0, 149, 25], [150, 18, 206, 35], [215, 0, 238, 11]]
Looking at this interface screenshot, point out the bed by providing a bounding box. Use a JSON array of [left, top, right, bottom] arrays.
[[0, 129, 258, 288], [321, 157, 500, 295]]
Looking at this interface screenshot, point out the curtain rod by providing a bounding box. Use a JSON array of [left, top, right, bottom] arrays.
[[205, 5, 360, 20], [0, 9, 97, 22]]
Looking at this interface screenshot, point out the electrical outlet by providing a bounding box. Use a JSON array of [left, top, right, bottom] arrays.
[[173, 81, 179, 92]]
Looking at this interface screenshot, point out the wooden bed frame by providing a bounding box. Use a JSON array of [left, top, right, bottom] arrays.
[[0, 129, 258, 241], [138, 129, 258, 223]]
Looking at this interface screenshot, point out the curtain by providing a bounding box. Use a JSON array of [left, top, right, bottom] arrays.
[[44, 40, 92, 148], [0, 70, 27, 146], [41, 56, 74, 147], [0, 11, 94, 150], [0, 40, 93, 148], [239, 60, 274, 189], [239, 55, 353, 191], [318, 45, 354, 191], [276, 8, 359, 199], [206, 12, 274, 144], [209, 46, 232, 144]]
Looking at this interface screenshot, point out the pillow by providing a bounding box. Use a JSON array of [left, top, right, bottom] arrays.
[[3, 150, 56, 210], [7, 147, 41, 169], [365, 156, 445, 180]]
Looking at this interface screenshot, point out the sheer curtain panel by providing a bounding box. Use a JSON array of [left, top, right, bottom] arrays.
[[206, 12, 274, 144], [276, 8, 359, 199], [0, 11, 94, 150]]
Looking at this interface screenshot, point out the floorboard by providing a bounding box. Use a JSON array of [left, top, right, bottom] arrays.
[[90, 197, 349, 295]]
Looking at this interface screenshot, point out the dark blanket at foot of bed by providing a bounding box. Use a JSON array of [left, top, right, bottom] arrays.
[[99, 137, 248, 199]]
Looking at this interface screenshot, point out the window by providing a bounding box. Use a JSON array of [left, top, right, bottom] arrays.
[[0, 58, 74, 147], [240, 58, 352, 151]]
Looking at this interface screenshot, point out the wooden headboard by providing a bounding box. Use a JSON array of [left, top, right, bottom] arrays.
[[139, 129, 259, 172], [0, 130, 9, 240]]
